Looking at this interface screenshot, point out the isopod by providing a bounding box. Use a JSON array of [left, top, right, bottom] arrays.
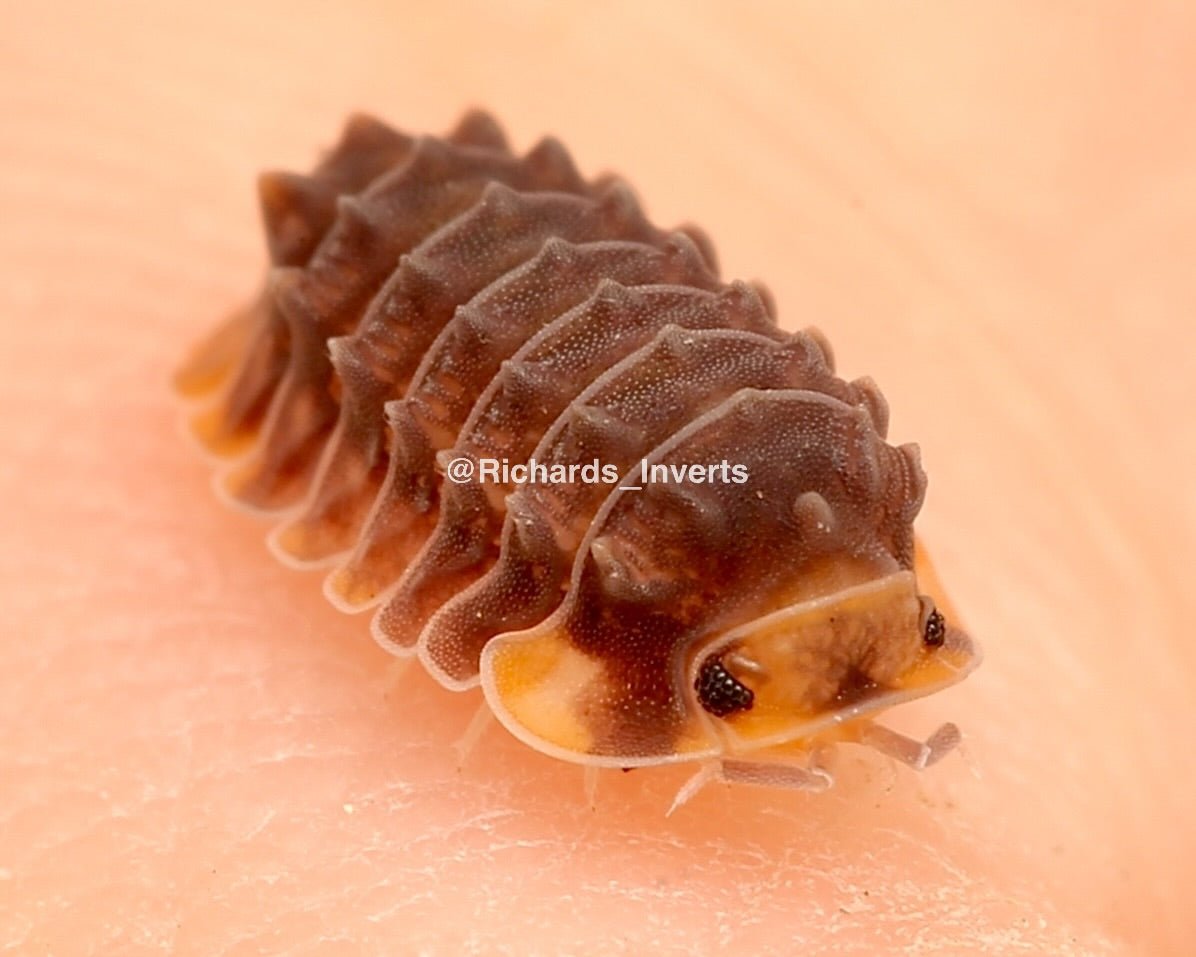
[[175, 111, 981, 810]]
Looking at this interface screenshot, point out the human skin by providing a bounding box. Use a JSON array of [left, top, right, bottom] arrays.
[[2, 1, 1194, 954]]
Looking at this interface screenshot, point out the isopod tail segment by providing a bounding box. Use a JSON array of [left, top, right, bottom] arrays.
[[177, 116, 596, 514], [172, 111, 498, 447]]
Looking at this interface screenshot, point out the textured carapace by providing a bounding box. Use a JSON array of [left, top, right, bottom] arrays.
[[176, 110, 981, 797]]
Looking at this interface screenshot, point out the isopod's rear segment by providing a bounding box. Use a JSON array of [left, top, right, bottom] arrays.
[[175, 111, 506, 447], [480, 390, 980, 765]]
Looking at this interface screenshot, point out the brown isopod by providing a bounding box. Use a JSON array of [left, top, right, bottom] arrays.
[[174, 110, 981, 811]]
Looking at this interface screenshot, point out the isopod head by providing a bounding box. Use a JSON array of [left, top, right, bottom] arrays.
[[684, 567, 979, 757], [481, 551, 980, 772]]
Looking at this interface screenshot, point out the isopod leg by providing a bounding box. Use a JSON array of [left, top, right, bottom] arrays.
[[666, 752, 834, 816], [452, 699, 495, 769], [380, 655, 415, 696], [849, 719, 961, 770], [583, 766, 599, 809]]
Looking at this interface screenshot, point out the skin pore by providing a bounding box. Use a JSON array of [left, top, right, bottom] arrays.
[[2, 2, 1193, 954]]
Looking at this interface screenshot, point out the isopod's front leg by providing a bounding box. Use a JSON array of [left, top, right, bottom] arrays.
[[667, 751, 834, 816], [847, 719, 962, 770]]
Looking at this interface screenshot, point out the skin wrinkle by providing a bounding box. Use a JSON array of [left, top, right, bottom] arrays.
[[3, 2, 1194, 956]]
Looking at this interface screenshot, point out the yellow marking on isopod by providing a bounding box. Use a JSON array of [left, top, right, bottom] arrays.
[[189, 402, 257, 459], [273, 520, 318, 562], [173, 314, 253, 399], [709, 572, 925, 748], [671, 716, 725, 757], [487, 627, 598, 755], [326, 565, 380, 609]]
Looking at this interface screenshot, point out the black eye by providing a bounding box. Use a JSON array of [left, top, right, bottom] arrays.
[[695, 656, 755, 717], [923, 606, 946, 647]]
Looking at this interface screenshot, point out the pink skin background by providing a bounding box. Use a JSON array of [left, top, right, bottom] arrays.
[[2, 2, 1194, 954]]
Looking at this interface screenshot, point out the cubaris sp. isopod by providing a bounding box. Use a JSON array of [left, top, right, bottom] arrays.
[[174, 110, 982, 811]]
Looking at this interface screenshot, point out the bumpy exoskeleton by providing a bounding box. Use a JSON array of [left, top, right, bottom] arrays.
[[176, 111, 982, 809]]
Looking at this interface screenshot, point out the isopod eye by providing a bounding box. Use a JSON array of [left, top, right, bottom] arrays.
[[919, 596, 946, 647], [695, 655, 755, 717]]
